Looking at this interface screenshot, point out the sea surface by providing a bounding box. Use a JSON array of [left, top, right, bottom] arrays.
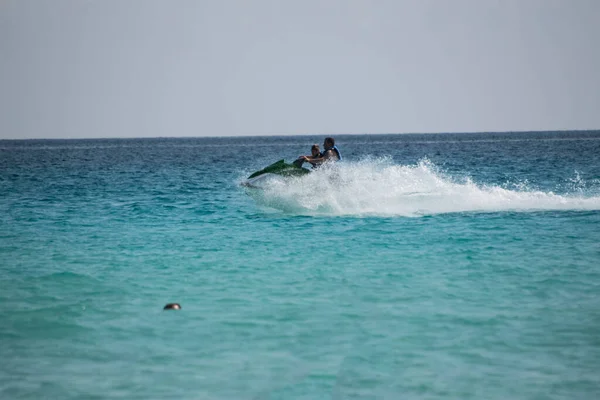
[[1, 131, 600, 399]]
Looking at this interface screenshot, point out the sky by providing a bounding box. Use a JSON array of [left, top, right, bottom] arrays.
[[1, 0, 599, 139]]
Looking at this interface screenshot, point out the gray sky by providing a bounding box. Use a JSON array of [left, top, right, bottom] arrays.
[[1, 0, 599, 139]]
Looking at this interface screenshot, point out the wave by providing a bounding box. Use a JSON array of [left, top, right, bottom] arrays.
[[243, 158, 600, 217]]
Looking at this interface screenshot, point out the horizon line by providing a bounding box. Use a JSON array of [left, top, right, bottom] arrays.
[[1, 128, 599, 141]]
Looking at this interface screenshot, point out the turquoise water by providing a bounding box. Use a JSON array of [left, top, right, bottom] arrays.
[[1, 132, 600, 399]]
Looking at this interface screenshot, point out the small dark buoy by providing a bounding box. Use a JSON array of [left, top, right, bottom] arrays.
[[163, 303, 181, 310]]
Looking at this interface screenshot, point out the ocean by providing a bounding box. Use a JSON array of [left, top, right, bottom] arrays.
[[1, 131, 599, 399]]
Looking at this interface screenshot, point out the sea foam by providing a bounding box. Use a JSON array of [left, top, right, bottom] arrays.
[[245, 159, 600, 216]]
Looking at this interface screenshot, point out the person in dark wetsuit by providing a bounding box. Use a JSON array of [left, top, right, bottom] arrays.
[[293, 144, 322, 168], [299, 137, 341, 166]]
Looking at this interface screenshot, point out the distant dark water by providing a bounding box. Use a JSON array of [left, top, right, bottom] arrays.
[[1, 131, 600, 399]]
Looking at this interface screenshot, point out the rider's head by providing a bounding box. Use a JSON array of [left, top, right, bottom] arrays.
[[324, 137, 335, 150], [311, 144, 320, 157]]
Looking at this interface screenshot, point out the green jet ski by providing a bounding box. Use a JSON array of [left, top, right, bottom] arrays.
[[242, 159, 310, 188]]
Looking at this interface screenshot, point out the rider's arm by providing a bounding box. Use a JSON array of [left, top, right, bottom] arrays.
[[304, 150, 334, 164]]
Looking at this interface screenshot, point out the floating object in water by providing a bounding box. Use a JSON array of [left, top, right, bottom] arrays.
[[163, 303, 181, 310]]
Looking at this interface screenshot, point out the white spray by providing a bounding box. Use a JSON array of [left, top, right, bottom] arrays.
[[244, 159, 600, 217]]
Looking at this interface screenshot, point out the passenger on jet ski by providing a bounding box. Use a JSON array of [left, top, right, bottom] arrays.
[[298, 137, 341, 166], [293, 144, 322, 168]]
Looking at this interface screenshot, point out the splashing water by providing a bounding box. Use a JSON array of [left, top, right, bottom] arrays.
[[244, 159, 600, 216]]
